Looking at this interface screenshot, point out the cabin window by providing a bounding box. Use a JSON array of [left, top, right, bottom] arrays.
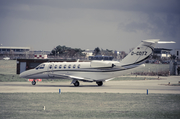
[[68, 64, 71, 68], [54, 65, 57, 69], [78, 64, 80, 68], [49, 65, 52, 69], [73, 64, 76, 68], [64, 65, 66, 69], [59, 65, 62, 69]]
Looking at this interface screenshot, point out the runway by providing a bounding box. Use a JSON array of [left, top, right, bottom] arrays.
[[0, 76, 180, 94]]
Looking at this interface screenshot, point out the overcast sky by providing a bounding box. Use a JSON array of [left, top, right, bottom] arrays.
[[0, 0, 179, 53]]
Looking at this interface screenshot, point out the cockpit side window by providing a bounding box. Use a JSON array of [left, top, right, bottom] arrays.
[[36, 64, 45, 70], [39, 64, 45, 69], [36, 66, 39, 70]]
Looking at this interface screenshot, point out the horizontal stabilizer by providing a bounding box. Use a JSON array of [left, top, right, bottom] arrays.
[[158, 41, 176, 44]]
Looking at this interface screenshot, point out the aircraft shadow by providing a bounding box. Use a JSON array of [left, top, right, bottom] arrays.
[[4, 84, 101, 87], [37, 85, 100, 87]]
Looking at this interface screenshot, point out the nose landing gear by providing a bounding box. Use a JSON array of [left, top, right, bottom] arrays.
[[32, 79, 36, 85]]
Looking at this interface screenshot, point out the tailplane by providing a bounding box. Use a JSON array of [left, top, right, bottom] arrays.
[[120, 39, 159, 66]]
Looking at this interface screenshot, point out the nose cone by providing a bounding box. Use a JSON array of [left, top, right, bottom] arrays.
[[19, 71, 27, 78]]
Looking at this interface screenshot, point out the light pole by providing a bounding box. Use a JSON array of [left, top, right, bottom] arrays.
[[57, 52, 59, 58], [54, 47, 57, 59]]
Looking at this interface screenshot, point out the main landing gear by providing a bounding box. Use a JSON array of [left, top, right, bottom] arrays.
[[71, 80, 103, 86], [96, 81, 103, 86], [73, 80, 80, 87], [32, 79, 36, 85]]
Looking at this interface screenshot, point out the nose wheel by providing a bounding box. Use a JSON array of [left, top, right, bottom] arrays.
[[32, 79, 36, 85]]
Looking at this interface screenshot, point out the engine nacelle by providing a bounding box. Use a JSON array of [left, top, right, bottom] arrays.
[[90, 61, 113, 68]]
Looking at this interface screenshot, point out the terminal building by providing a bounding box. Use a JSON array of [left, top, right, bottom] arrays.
[[0, 46, 32, 59], [0, 46, 51, 59], [153, 48, 172, 59]]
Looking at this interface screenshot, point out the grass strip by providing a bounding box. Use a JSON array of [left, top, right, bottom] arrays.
[[0, 93, 180, 119]]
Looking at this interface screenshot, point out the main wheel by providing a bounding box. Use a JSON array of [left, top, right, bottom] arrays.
[[32, 80, 36, 85], [74, 81, 79, 87], [96, 81, 103, 86]]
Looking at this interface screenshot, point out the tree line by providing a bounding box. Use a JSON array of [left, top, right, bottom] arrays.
[[51, 45, 85, 58], [50, 45, 127, 60]]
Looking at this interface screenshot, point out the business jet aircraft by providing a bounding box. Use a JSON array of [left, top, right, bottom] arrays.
[[20, 39, 174, 86]]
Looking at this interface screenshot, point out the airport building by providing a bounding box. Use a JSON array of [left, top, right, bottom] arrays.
[[0, 46, 30, 53], [82, 49, 93, 59], [153, 48, 172, 59], [0, 46, 52, 59], [0, 46, 32, 59]]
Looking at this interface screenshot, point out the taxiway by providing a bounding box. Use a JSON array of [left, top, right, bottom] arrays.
[[0, 76, 180, 94]]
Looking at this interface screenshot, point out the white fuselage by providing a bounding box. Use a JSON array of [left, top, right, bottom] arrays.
[[20, 60, 144, 82]]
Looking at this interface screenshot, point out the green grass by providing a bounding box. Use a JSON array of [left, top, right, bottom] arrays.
[[0, 60, 16, 74], [113, 76, 158, 81], [133, 64, 169, 73], [0, 93, 180, 119], [0, 74, 27, 82]]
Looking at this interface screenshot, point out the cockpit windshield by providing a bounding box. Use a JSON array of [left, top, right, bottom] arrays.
[[35, 64, 45, 70]]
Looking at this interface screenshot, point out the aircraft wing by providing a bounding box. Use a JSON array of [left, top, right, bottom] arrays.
[[52, 73, 95, 82]]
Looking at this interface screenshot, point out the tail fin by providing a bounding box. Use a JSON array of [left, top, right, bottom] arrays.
[[120, 39, 159, 66]]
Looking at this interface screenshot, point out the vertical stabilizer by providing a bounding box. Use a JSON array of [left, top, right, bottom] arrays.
[[120, 39, 159, 66]]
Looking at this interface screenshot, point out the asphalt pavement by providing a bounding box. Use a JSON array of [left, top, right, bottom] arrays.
[[0, 76, 180, 94]]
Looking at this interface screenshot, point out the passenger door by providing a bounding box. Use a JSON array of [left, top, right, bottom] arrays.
[[48, 63, 54, 78]]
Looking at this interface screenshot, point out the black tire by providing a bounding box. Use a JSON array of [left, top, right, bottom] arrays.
[[74, 81, 79, 87], [96, 81, 103, 86], [32, 81, 36, 85]]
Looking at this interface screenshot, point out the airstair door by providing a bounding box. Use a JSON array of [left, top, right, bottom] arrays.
[[48, 63, 54, 78]]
